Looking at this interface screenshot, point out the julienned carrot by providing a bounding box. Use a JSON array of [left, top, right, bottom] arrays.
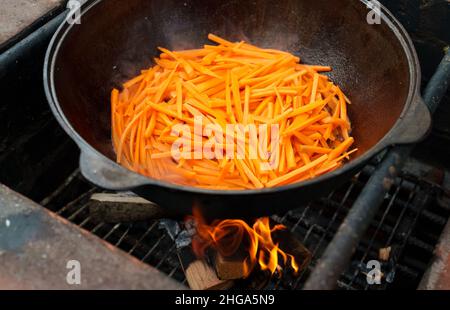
[[111, 34, 356, 190]]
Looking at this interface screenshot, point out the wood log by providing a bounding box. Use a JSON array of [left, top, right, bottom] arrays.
[[88, 193, 164, 223], [213, 220, 311, 281], [185, 260, 234, 290], [178, 247, 233, 290], [213, 220, 312, 279], [214, 250, 247, 280]]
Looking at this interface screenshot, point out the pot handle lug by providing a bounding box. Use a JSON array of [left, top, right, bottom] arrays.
[[79, 149, 149, 190], [386, 96, 432, 145]]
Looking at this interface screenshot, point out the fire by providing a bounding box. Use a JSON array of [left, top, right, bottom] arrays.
[[192, 211, 299, 278]]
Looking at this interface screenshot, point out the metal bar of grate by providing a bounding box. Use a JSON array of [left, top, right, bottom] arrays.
[[348, 180, 408, 284], [423, 51, 450, 113], [128, 222, 159, 255], [40, 168, 81, 206], [57, 187, 96, 216], [141, 234, 168, 262], [347, 179, 414, 288], [115, 225, 132, 247]]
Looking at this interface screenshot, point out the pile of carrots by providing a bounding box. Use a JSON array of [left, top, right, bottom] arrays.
[[111, 34, 356, 190]]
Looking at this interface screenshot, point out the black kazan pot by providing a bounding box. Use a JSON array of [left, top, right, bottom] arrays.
[[44, 0, 431, 219]]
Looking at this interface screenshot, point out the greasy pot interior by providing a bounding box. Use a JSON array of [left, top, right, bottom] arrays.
[[52, 0, 410, 168]]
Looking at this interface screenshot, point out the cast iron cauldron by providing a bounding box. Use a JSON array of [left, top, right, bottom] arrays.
[[44, 0, 431, 219]]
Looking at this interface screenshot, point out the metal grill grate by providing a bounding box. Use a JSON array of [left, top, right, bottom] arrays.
[[339, 172, 449, 290], [50, 188, 187, 285], [41, 161, 449, 290]]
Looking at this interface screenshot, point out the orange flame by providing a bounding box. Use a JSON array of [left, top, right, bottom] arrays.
[[191, 210, 299, 278]]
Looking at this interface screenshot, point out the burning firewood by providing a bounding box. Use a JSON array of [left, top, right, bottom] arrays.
[[193, 214, 311, 282], [212, 222, 312, 281], [179, 247, 233, 290], [88, 192, 164, 222], [271, 228, 312, 273], [160, 219, 233, 290], [214, 248, 247, 280]]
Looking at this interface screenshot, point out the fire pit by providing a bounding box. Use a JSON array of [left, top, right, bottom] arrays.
[[35, 156, 450, 290]]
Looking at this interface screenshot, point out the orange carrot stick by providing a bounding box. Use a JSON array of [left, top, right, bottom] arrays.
[[111, 34, 355, 189]]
